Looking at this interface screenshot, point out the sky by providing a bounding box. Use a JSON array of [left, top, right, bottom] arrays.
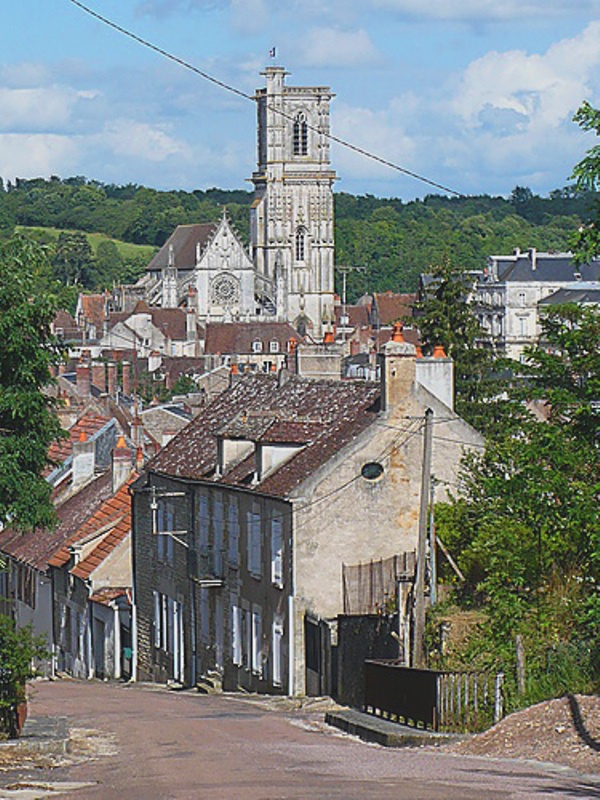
[[2, 1, 600, 200]]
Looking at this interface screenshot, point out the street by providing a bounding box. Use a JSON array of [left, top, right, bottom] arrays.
[[13, 680, 599, 800]]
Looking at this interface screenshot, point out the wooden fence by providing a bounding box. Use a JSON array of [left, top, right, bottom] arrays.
[[365, 660, 504, 733]]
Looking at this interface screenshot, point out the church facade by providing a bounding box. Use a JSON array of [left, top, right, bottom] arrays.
[[137, 67, 337, 340]]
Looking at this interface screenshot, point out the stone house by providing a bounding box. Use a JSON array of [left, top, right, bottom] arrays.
[[48, 441, 135, 681], [131, 331, 482, 695]]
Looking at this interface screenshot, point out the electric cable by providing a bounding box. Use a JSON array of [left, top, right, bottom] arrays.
[[68, 0, 465, 197]]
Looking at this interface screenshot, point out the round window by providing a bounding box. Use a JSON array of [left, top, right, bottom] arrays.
[[361, 462, 384, 481]]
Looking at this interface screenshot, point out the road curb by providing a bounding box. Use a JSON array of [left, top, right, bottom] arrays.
[[325, 708, 464, 747]]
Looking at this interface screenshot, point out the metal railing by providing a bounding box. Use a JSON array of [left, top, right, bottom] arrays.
[[364, 660, 504, 733]]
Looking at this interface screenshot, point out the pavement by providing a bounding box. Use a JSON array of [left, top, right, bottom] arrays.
[[2, 679, 599, 799], [324, 707, 463, 747]]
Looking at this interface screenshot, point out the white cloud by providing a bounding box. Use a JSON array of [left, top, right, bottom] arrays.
[[0, 134, 80, 181], [100, 120, 191, 162], [298, 27, 379, 67], [0, 86, 98, 133], [452, 22, 600, 130], [368, 0, 600, 21]]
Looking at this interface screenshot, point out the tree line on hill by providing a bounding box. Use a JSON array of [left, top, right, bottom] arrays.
[[0, 175, 596, 299]]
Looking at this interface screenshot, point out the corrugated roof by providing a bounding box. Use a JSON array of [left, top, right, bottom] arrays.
[[147, 374, 381, 498]]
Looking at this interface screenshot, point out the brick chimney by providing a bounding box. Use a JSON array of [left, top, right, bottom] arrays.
[[378, 323, 416, 412], [76, 361, 91, 397], [112, 435, 132, 494], [91, 362, 106, 393], [107, 362, 117, 397], [122, 361, 132, 396]]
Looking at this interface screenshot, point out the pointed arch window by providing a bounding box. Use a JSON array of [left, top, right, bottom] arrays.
[[295, 226, 307, 262], [293, 112, 308, 156]]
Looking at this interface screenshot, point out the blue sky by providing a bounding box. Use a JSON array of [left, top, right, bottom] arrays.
[[2, 0, 600, 199]]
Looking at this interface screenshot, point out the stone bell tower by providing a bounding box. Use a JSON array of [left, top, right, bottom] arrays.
[[250, 66, 337, 339]]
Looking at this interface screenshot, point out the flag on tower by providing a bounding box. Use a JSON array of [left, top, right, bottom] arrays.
[[269, 47, 276, 59]]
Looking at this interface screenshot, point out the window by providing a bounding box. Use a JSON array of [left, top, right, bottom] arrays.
[[293, 112, 308, 155], [272, 619, 284, 687], [252, 340, 263, 353], [271, 514, 283, 588], [213, 493, 224, 577], [519, 316, 528, 337], [153, 591, 173, 652], [269, 340, 279, 354], [295, 227, 306, 262], [198, 494, 209, 552], [518, 292, 526, 307], [252, 605, 263, 676], [157, 500, 174, 564], [247, 505, 262, 578], [231, 601, 243, 666], [228, 500, 240, 566], [200, 587, 209, 644]]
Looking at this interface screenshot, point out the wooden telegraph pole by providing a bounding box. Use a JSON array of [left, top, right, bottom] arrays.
[[413, 408, 433, 669]]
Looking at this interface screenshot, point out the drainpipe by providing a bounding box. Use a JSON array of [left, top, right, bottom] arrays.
[[86, 581, 94, 680], [288, 499, 295, 697]]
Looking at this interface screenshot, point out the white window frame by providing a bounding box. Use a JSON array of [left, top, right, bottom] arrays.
[[270, 514, 283, 588], [252, 605, 262, 677], [231, 601, 243, 666], [252, 340, 263, 353], [269, 340, 279, 354], [272, 618, 283, 687]]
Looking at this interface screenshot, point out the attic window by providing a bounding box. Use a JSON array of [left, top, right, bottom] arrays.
[[269, 340, 280, 354], [361, 462, 384, 482], [252, 340, 263, 353]]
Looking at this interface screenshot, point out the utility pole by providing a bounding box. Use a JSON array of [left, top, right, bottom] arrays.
[[413, 407, 433, 669], [429, 477, 437, 607], [334, 265, 365, 343]]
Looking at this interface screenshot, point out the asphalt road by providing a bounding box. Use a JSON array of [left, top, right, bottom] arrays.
[[19, 680, 600, 800]]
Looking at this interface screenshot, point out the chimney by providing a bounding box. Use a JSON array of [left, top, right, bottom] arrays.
[[122, 361, 132, 396], [107, 362, 117, 397], [112, 435, 132, 494], [135, 446, 145, 472], [76, 361, 91, 397], [378, 333, 416, 413], [72, 431, 95, 489], [528, 247, 537, 271], [91, 361, 106, 393], [323, 330, 335, 344], [415, 344, 454, 410]]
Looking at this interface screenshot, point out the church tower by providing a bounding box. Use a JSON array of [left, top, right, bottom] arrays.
[[250, 67, 337, 339]]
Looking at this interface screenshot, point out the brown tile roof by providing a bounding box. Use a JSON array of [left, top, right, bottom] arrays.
[[334, 304, 371, 329], [373, 292, 417, 325], [147, 224, 218, 273], [0, 471, 114, 572], [80, 294, 108, 333], [149, 308, 188, 341], [147, 374, 381, 499], [204, 322, 301, 355], [47, 414, 111, 466], [89, 587, 130, 606], [48, 477, 135, 569]]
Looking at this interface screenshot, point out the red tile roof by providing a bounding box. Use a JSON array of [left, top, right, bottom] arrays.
[[48, 477, 135, 569], [334, 304, 371, 329], [204, 322, 301, 354], [373, 292, 417, 325], [89, 587, 130, 606], [71, 511, 131, 581], [48, 414, 111, 466], [0, 471, 114, 572], [147, 374, 380, 499]]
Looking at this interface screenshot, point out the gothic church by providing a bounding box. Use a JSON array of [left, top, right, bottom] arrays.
[[138, 67, 337, 340]]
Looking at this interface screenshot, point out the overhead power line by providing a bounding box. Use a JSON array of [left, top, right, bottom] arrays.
[[68, 0, 465, 198]]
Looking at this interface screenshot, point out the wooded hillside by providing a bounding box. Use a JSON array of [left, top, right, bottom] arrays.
[[0, 177, 594, 298]]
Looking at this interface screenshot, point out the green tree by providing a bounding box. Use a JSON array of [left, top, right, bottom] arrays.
[[0, 234, 66, 530], [436, 305, 600, 702], [570, 101, 600, 263], [94, 239, 124, 288], [413, 257, 503, 431], [52, 231, 95, 287], [0, 615, 47, 737]]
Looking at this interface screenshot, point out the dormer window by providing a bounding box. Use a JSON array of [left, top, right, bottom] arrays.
[[269, 340, 279, 354], [252, 340, 263, 353], [293, 112, 308, 156]]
